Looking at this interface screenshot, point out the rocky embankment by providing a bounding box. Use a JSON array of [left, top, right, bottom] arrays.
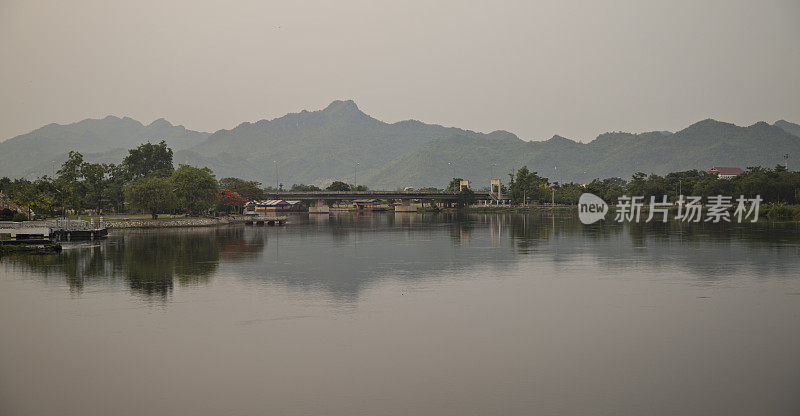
[[104, 216, 252, 229]]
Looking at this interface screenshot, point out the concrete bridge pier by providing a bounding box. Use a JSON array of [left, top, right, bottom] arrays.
[[308, 199, 330, 214], [395, 198, 417, 213]]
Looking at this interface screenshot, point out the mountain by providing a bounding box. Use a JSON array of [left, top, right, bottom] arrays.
[[774, 120, 800, 138], [2, 102, 799, 189], [364, 119, 800, 188], [174, 100, 519, 187], [0, 116, 209, 178]]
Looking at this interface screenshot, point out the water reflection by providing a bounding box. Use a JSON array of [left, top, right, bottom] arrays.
[[1, 226, 264, 299], [2, 214, 800, 302]]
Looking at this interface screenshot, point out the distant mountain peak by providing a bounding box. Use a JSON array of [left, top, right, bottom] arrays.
[[148, 118, 173, 128], [324, 99, 360, 112], [774, 119, 800, 138], [546, 134, 577, 144]]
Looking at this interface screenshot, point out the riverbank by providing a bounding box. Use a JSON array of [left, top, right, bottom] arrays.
[[104, 216, 263, 229]]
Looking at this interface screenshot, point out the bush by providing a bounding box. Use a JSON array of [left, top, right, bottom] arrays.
[[0, 208, 16, 221], [763, 203, 800, 221], [11, 212, 28, 222]]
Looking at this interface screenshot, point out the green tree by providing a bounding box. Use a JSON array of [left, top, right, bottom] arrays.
[[290, 183, 322, 192], [80, 162, 107, 212], [326, 181, 350, 191], [104, 163, 128, 213], [56, 151, 85, 212], [123, 176, 176, 219], [8, 179, 37, 219], [171, 165, 219, 216], [508, 167, 549, 204], [123, 141, 174, 179], [446, 178, 464, 192]]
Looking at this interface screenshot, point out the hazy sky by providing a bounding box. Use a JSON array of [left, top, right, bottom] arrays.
[[1, 0, 799, 142]]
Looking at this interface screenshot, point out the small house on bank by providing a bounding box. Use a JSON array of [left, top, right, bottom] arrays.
[[707, 167, 744, 179], [245, 200, 304, 214]]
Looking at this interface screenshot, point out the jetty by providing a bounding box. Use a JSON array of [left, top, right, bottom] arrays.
[[0, 219, 108, 243], [243, 216, 287, 226]]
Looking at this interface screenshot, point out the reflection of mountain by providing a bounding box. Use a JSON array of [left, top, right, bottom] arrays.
[[3, 214, 800, 302], [2, 226, 264, 299]]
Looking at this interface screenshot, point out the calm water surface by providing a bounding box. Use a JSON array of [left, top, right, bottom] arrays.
[[1, 213, 799, 415]]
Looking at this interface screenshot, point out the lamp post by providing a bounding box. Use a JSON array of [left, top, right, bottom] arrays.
[[273, 160, 278, 190], [354, 161, 359, 189], [448, 161, 455, 179], [491, 163, 496, 179]]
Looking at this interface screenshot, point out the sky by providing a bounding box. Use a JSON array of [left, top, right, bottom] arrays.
[[1, 0, 799, 143]]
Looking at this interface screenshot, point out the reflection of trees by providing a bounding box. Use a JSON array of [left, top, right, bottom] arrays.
[[5, 215, 800, 304], [2, 226, 265, 300]]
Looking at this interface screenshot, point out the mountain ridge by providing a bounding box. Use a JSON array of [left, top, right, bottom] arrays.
[[2, 102, 799, 189]]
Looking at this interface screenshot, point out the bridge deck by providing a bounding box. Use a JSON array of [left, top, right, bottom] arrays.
[[265, 191, 492, 201]]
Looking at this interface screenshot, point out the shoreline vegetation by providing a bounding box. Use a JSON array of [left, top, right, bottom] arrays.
[[2, 140, 800, 226]]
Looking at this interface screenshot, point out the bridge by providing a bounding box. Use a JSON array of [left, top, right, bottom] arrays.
[[265, 190, 492, 201], [263, 190, 498, 213]]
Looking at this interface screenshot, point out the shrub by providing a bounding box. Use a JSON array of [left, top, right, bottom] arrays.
[[763, 203, 800, 221], [11, 212, 28, 222], [0, 208, 16, 221]]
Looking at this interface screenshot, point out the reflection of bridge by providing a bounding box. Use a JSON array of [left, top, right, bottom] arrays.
[[264, 190, 497, 213]]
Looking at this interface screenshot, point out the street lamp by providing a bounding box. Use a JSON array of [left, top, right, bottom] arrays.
[[491, 163, 496, 179], [448, 161, 455, 179], [354, 161, 359, 189], [273, 160, 278, 190]]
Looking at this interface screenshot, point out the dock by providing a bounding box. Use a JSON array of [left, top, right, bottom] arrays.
[[0, 219, 108, 243], [243, 216, 287, 226]]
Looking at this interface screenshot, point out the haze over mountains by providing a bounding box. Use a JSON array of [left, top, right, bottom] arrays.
[[1, 100, 799, 189]]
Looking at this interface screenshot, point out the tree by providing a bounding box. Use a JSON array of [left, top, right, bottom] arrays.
[[507, 167, 549, 204], [171, 165, 219, 216], [9, 179, 37, 219], [456, 187, 476, 207], [56, 151, 85, 212], [219, 189, 248, 213], [446, 178, 464, 192], [104, 163, 128, 213], [219, 177, 264, 201], [123, 141, 173, 179], [290, 183, 322, 192], [326, 181, 350, 191], [80, 162, 107, 212], [123, 176, 176, 219], [0, 177, 11, 193]]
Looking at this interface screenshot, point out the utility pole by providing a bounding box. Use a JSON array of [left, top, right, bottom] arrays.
[[354, 161, 359, 189], [274, 160, 278, 190]]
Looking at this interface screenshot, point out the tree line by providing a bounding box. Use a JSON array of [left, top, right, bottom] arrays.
[[0, 142, 252, 219], [0, 141, 378, 220], [504, 165, 800, 205]]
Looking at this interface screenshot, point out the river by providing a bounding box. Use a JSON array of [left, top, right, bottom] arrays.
[[1, 213, 799, 415]]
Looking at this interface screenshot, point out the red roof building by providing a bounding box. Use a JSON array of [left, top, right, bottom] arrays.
[[707, 167, 744, 178]]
